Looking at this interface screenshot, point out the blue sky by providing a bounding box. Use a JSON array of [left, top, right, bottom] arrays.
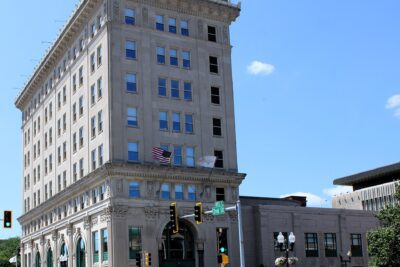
[[1, 0, 400, 238]]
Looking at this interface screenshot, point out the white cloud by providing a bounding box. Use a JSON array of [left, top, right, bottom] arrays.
[[247, 60, 275, 76], [394, 108, 400, 119], [280, 192, 328, 208], [322, 186, 352, 197], [386, 94, 400, 109]]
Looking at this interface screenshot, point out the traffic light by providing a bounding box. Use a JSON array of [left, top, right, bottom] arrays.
[[4, 211, 12, 228], [194, 202, 203, 224], [135, 252, 141, 267], [144, 252, 151, 266], [217, 253, 229, 266], [169, 202, 179, 234]]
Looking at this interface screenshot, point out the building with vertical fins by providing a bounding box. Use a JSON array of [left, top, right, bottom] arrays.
[[15, 0, 245, 266]]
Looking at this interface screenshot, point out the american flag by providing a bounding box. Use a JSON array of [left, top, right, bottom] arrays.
[[152, 147, 172, 164]]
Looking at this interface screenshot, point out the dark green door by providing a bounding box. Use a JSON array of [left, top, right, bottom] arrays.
[[159, 221, 196, 267]]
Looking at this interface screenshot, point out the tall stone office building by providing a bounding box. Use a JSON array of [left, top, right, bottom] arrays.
[[16, 0, 244, 266]]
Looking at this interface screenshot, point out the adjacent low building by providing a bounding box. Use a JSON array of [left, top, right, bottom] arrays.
[[332, 162, 400, 211], [241, 196, 379, 267]]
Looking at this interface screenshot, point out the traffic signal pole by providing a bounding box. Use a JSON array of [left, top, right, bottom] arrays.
[[180, 203, 246, 266]]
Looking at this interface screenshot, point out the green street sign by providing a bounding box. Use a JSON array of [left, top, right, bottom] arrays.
[[212, 201, 225, 216]]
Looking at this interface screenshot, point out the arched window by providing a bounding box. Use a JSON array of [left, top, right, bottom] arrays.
[[35, 252, 41, 267], [60, 243, 68, 267], [76, 238, 86, 267], [47, 248, 53, 267]]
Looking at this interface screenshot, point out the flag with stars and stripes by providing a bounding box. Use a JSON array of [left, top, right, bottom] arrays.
[[152, 147, 172, 164]]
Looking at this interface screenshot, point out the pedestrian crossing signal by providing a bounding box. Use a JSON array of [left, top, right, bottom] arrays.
[[4, 211, 12, 229]]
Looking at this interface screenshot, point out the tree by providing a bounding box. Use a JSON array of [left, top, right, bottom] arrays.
[[0, 237, 20, 267], [368, 183, 400, 267]]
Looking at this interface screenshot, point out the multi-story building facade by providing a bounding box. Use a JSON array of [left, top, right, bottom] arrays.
[[16, 0, 244, 266], [332, 162, 399, 211]]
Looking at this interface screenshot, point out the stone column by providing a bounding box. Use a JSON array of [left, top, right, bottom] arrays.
[[40, 236, 45, 267], [21, 243, 25, 267], [67, 224, 73, 267], [84, 216, 92, 267], [52, 231, 58, 267]]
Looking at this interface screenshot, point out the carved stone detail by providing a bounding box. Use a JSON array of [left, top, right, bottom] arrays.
[[52, 230, 58, 241], [113, 1, 120, 22], [67, 224, 73, 236], [203, 213, 214, 223], [231, 186, 238, 201], [102, 205, 128, 221], [197, 20, 204, 38], [223, 26, 229, 44], [147, 181, 155, 198], [116, 179, 123, 194], [83, 216, 91, 230], [228, 210, 238, 223], [92, 216, 98, 227], [144, 206, 159, 220], [39, 236, 45, 246], [142, 7, 148, 24]]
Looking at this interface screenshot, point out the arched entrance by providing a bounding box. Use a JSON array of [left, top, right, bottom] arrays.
[[59, 243, 68, 267], [35, 252, 41, 267], [47, 248, 53, 267], [159, 220, 196, 267], [76, 238, 86, 267]]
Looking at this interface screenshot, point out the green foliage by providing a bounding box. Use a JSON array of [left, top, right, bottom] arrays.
[[0, 237, 20, 267], [368, 183, 400, 267]]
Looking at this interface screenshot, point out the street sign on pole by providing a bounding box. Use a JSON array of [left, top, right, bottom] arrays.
[[212, 201, 225, 216]]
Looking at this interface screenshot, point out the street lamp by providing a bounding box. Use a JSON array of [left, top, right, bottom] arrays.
[[340, 250, 352, 267], [277, 232, 296, 267]]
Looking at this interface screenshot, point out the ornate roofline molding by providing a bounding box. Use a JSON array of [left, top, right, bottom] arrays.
[[15, 0, 101, 109]]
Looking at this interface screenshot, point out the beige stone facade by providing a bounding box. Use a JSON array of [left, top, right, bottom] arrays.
[[16, 0, 244, 266]]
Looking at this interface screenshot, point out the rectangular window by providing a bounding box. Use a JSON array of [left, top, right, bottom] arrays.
[[173, 146, 182, 166], [156, 15, 164, 31], [97, 77, 103, 99], [159, 111, 168, 130], [91, 23, 96, 37], [211, 86, 220, 104], [91, 116, 96, 138], [73, 163, 77, 182], [73, 133, 77, 153], [208, 26, 217, 42], [128, 227, 142, 259], [324, 233, 337, 257], [186, 147, 195, 167], [169, 18, 177, 33], [188, 185, 196, 201], [125, 41, 136, 59], [49, 154, 53, 172], [98, 144, 104, 166], [127, 108, 138, 127], [79, 66, 84, 85], [158, 78, 167, 96], [72, 74, 77, 92], [126, 73, 137, 93], [93, 231, 99, 263], [209, 56, 219, 74], [157, 47, 165, 64], [57, 119, 61, 136], [63, 141, 67, 161], [63, 171, 67, 189], [79, 96, 84, 116], [161, 183, 170, 199], [216, 187, 225, 201], [91, 84, 96, 105], [171, 80, 179, 98], [184, 82, 192, 101], [170, 49, 178, 66], [63, 86, 67, 104], [98, 111, 103, 132], [97, 46, 102, 66], [213, 118, 222, 136], [175, 184, 183, 200], [72, 103, 77, 122], [125, 8, 135, 25], [129, 181, 140, 198], [351, 234, 363, 257], [101, 229, 108, 262], [214, 150, 224, 168], [182, 51, 191, 69], [305, 233, 319, 257], [128, 142, 139, 161], [172, 112, 181, 132], [79, 158, 84, 178], [91, 149, 97, 171], [90, 53, 95, 72], [57, 92, 61, 109], [181, 20, 189, 36]]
